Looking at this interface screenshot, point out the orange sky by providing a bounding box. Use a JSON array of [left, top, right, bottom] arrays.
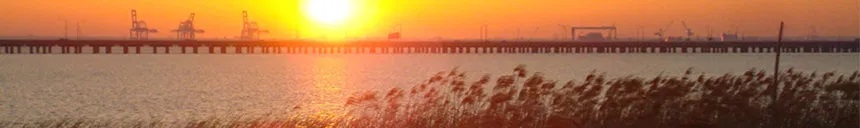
[[0, 0, 857, 40]]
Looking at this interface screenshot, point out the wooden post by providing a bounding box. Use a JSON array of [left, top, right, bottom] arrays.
[[770, 21, 785, 127], [773, 22, 784, 91]]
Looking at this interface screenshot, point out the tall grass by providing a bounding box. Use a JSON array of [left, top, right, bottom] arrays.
[[344, 65, 858, 128], [3, 65, 857, 128]]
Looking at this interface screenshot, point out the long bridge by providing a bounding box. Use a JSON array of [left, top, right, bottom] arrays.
[[0, 40, 857, 54]]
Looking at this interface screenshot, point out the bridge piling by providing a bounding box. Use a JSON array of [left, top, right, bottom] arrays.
[[92, 46, 100, 54]]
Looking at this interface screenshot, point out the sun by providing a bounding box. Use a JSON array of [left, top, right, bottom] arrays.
[[303, 0, 355, 25]]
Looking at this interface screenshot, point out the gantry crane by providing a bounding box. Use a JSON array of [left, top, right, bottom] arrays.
[[129, 10, 158, 40], [240, 11, 269, 40], [172, 13, 204, 40]]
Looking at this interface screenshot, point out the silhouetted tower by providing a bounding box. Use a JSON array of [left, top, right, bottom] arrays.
[[240, 11, 269, 40], [129, 10, 158, 40], [172, 13, 204, 40]]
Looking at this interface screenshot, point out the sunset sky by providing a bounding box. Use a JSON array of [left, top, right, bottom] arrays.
[[0, 0, 857, 40]]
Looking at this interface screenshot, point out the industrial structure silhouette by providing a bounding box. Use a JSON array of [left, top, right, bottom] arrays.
[[0, 9, 857, 55]]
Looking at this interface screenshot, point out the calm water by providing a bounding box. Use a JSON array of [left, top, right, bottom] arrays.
[[1, 53, 858, 121]]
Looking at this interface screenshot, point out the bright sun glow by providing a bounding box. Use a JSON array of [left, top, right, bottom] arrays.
[[304, 0, 354, 25]]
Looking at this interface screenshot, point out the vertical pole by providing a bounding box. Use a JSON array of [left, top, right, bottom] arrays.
[[771, 22, 785, 127], [76, 22, 81, 40], [64, 20, 68, 39], [774, 22, 784, 88], [96, 46, 101, 54]]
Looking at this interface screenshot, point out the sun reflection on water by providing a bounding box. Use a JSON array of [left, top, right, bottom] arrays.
[[302, 56, 353, 122]]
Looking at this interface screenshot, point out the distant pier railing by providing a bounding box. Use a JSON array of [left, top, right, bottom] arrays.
[[0, 40, 857, 54]]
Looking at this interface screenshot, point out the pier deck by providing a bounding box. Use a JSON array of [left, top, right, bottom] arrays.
[[0, 40, 857, 54]]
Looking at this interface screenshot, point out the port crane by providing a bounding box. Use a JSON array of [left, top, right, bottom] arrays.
[[654, 21, 673, 42], [172, 13, 205, 40], [681, 21, 694, 41], [129, 10, 158, 40], [240, 11, 269, 40]]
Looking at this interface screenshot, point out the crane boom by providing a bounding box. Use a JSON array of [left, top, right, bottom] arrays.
[[664, 21, 674, 33], [681, 21, 694, 40], [188, 13, 195, 22], [681, 21, 689, 31]]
